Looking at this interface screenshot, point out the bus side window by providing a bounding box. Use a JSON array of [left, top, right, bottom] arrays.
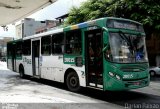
[[41, 35, 51, 55], [23, 39, 31, 56], [65, 30, 82, 54], [16, 42, 22, 57], [52, 33, 64, 54], [7, 43, 12, 58]]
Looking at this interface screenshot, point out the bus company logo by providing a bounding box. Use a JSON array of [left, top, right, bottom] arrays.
[[23, 57, 31, 64], [64, 58, 75, 63]]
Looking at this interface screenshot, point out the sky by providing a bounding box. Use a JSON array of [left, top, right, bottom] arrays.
[[0, 0, 87, 38]]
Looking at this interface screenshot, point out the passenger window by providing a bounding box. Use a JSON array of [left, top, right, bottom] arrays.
[[52, 33, 64, 54], [41, 36, 51, 55], [7, 43, 12, 57], [65, 30, 82, 54], [23, 39, 31, 55], [16, 41, 22, 57]]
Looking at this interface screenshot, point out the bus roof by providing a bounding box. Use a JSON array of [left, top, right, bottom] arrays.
[[63, 17, 142, 31], [7, 39, 23, 44], [23, 28, 63, 40], [19, 17, 143, 41]]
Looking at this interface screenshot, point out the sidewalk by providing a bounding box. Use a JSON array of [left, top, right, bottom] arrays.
[[0, 62, 8, 70]]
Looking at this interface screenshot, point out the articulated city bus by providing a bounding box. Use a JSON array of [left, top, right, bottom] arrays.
[[7, 17, 150, 91]]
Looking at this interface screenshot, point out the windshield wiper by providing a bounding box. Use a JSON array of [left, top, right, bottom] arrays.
[[118, 31, 134, 54]]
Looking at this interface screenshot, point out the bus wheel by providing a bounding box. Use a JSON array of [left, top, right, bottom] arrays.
[[19, 66, 25, 78], [66, 71, 80, 92]]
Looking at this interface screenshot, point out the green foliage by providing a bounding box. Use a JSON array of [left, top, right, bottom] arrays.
[[120, 0, 160, 31], [65, 0, 111, 25], [65, 7, 83, 25], [65, 0, 160, 32]]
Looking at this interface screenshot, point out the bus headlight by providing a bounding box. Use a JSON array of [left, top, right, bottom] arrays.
[[109, 72, 114, 77], [116, 75, 121, 80], [109, 72, 121, 80]]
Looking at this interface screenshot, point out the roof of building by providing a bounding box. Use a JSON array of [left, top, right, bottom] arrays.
[[55, 14, 68, 19], [0, 0, 57, 26]]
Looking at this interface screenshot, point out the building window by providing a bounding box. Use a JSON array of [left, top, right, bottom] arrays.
[[65, 30, 82, 54], [52, 33, 64, 54], [41, 35, 51, 55]]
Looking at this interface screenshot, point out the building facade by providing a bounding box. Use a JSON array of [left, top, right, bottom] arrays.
[[0, 37, 13, 58], [16, 18, 60, 39]]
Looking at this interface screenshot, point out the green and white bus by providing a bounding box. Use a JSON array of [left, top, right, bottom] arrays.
[[7, 17, 150, 91]]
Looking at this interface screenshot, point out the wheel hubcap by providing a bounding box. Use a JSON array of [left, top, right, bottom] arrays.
[[70, 77, 77, 87]]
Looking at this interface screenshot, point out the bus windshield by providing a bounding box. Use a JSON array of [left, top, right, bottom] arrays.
[[108, 32, 148, 63]]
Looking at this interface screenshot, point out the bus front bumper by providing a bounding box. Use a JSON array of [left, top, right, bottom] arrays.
[[104, 76, 150, 91]]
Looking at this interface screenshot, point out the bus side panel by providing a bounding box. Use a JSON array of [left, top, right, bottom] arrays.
[[40, 55, 86, 87], [63, 64, 86, 87], [74, 66, 86, 87], [22, 56, 32, 76], [41, 56, 56, 81], [15, 59, 23, 73], [40, 55, 64, 82]]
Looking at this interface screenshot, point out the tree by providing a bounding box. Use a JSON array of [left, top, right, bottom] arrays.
[[65, 0, 112, 25], [65, 0, 160, 34], [107, 0, 160, 34]]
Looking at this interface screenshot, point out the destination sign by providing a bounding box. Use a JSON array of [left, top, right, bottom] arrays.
[[107, 19, 144, 32], [113, 21, 137, 30]]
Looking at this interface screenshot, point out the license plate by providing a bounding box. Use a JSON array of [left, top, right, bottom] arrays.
[[133, 82, 140, 85]]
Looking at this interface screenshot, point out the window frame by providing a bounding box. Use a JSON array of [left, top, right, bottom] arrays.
[[16, 41, 22, 58], [41, 35, 52, 56], [23, 39, 31, 56], [65, 29, 82, 55], [52, 32, 64, 55]]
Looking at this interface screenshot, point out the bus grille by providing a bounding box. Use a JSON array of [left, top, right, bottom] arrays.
[[123, 77, 148, 81], [120, 65, 147, 72]]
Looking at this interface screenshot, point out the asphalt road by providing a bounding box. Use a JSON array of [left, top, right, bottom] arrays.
[[0, 62, 160, 109]]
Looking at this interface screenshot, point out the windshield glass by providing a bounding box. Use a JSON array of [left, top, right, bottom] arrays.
[[108, 32, 148, 63]]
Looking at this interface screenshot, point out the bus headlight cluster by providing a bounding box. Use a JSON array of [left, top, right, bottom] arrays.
[[115, 75, 121, 80], [109, 72, 114, 77], [109, 72, 121, 80]]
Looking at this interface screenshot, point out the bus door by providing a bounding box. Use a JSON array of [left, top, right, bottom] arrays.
[[85, 29, 103, 89], [12, 44, 16, 71], [32, 40, 40, 76]]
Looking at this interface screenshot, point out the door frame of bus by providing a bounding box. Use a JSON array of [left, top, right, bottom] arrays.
[[12, 43, 16, 71], [32, 39, 40, 77], [84, 28, 103, 88]]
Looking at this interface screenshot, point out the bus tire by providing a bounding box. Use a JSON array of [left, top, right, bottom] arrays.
[[19, 65, 25, 78], [66, 71, 81, 92]]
